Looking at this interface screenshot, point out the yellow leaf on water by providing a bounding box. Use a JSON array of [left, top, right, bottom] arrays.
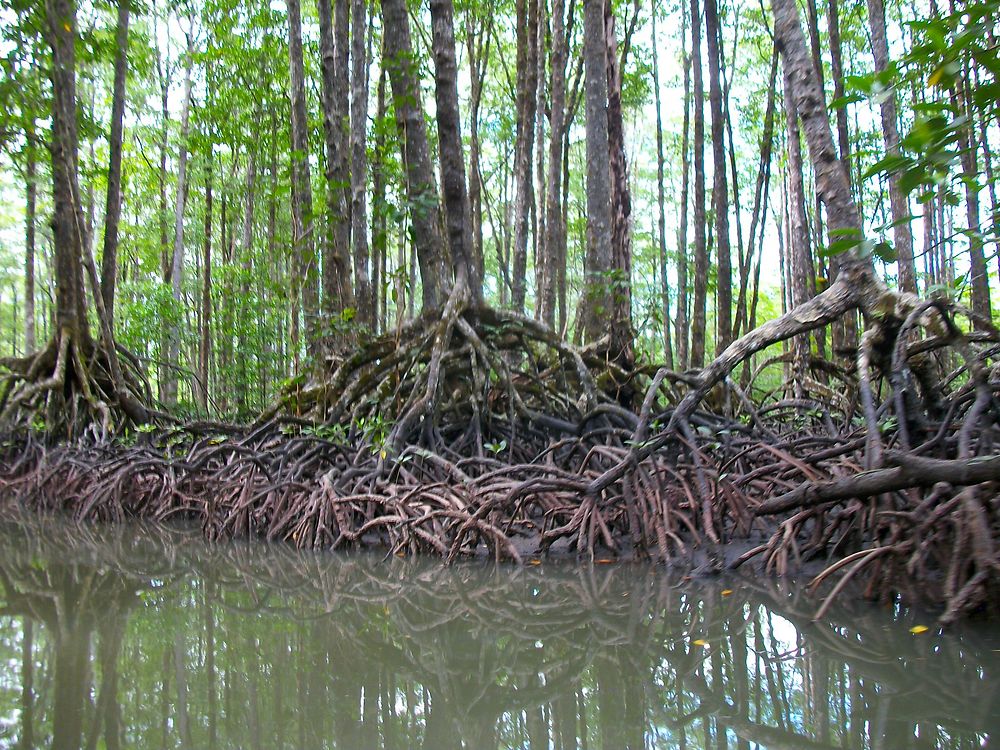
[[910, 625, 929, 634], [721, 589, 734, 597], [528, 559, 542, 566], [596, 558, 614, 564], [63, 22, 72, 32], [692, 639, 709, 647]]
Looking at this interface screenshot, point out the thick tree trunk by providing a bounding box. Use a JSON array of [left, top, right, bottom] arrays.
[[511, 0, 539, 312], [866, 0, 916, 294], [350, 0, 372, 327], [689, 0, 708, 368], [429, 0, 479, 300], [318, 0, 355, 319], [46, 0, 90, 342], [288, 0, 320, 345], [100, 0, 129, 329], [380, 0, 450, 311], [705, 0, 732, 353]]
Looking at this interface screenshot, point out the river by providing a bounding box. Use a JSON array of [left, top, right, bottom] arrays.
[[0, 516, 995, 749]]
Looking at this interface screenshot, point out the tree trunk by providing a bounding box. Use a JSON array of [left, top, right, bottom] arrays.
[[652, 5, 673, 368], [866, 0, 916, 293], [100, 0, 129, 329], [197, 149, 212, 413], [539, 0, 567, 329], [580, 0, 614, 345], [24, 121, 36, 355], [676, 2, 691, 369], [380, 0, 450, 311], [465, 7, 490, 306], [604, 0, 634, 366], [783, 63, 811, 396], [511, 0, 539, 312], [318, 0, 356, 320], [705, 0, 732, 353], [350, 0, 373, 327], [46, 0, 90, 343], [288, 0, 320, 347], [689, 0, 709, 368], [429, 0, 479, 300], [955, 79, 992, 327], [164, 35, 194, 407]]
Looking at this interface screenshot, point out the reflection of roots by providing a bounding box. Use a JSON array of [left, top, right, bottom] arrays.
[[0, 327, 150, 439], [1, 297, 998, 622]]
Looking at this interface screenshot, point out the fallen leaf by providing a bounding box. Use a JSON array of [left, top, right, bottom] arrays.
[[721, 589, 733, 597], [596, 558, 614, 564], [909, 625, 929, 634], [692, 639, 709, 647], [528, 559, 542, 566]]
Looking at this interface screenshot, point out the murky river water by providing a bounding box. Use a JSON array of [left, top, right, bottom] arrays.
[[0, 517, 995, 749]]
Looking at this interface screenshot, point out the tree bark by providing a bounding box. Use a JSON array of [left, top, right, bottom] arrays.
[[866, 0, 916, 294], [318, 0, 356, 319], [676, 2, 692, 369], [350, 0, 373, 326], [380, 0, 450, 311], [604, 0, 634, 366], [197, 147, 212, 413], [288, 0, 320, 345], [465, 7, 490, 306], [705, 0, 732, 353], [689, 0, 709, 368], [164, 34, 194, 407], [24, 120, 36, 354], [652, 5, 673, 368], [581, 0, 614, 345], [539, 0, 567, 329], [511, 0, 539, 312], [100, 0, 129, 329], [429, 0, 479, 300]]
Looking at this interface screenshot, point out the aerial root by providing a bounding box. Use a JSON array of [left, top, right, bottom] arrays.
[[1, 297, 998, 620]]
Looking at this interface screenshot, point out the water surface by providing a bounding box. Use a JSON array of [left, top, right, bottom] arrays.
[[0, 517, 996, 749]]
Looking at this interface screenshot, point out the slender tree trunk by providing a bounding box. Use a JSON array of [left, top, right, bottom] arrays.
[[604, 0, 634, 366], [318, 0, 355, 321], [652, 5, 673, 368], [465, 9, 490, 303], [783, 63, 811, 396], [24, 123, 36, 354], [511, 0, 539, 312], [164, 35, 194, 407], [197, 146, 212, 412], [734, 47, 778, 340], [581, 0, 614, 345], [955, 78, 992, 326], [372, 68, 388, 332], [100, 0, 129, 328], [705, 0, 732, 353], [867, 0, 916, 293], [689, 0, 709, 368], [540, 0, 567, 328], [429, 0, 479, 299], [350, 0, 372, 326], [676, 2, 692, 369], [288, 0, 320, 349], [381, 0, 449, 310]]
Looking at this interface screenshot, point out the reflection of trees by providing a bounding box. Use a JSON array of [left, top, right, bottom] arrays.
[[0, 517, 996, 749]]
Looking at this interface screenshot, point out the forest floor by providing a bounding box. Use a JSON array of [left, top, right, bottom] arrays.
[[1, 305, 998, 623]]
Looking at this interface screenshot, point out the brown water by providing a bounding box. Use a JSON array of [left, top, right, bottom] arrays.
[[0, 516, 996, 750]]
